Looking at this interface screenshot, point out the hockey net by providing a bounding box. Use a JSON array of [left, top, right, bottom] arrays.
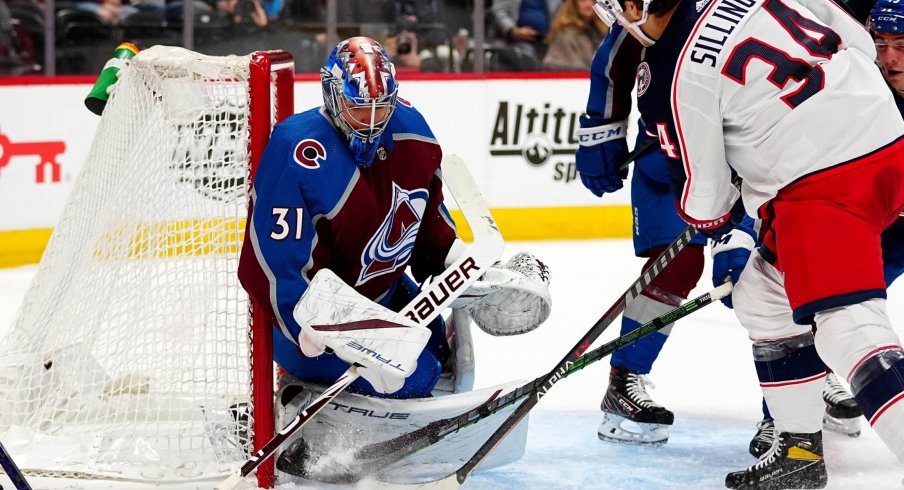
[[0, 46, 293, 486]]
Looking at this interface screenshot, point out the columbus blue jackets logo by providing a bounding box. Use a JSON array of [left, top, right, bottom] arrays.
[[636, 62, 651, 97], [293, 139, 327, 169], [357, 184, 428, 285]]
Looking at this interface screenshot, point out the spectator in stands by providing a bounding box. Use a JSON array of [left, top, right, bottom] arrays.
[[489, 0, 562, 70], [217, 0, 267, 28], [420, 27, 472, 73], [542, 0, 607, 71], [0, 0, 28, 74], [76, 0, 138, 24], [0, 0, 16, 57], [383, 29, 422, 72]]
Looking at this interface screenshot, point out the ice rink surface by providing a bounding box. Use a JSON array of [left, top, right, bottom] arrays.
[[1, 239, 902, 489]]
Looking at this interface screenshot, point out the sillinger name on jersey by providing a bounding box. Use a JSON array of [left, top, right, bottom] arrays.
[[691, 0, 757, 67]]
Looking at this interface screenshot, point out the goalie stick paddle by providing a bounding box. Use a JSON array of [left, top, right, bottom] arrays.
[[318, 281, 733, 485], [214, 155, 504, 490], [0, 440, 32, 490]]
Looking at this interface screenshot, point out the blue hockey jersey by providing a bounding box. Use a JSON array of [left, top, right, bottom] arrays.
[[238, 102, 458, 346]]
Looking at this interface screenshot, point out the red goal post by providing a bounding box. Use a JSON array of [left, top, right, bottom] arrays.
[[0, 47, 294, 488]]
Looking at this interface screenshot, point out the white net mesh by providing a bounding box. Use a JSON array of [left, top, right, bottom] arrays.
[[0, 46, 266, 482]]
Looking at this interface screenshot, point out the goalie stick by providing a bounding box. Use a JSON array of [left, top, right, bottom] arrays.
[[0, 440, 32, 490], [313, 282, 733, 485], [214, 155, 504, 490]]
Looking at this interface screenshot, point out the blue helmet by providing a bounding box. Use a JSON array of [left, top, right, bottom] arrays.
[[870, 0, 904, 35], [321, 37, 399, 167]]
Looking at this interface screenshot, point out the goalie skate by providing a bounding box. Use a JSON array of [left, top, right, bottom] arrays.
[[597, 367, 673, 446]]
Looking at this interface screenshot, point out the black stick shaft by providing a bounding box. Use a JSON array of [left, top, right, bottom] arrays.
[[621, 137, 658, 171], [0, 441, 32, 490], [348, 280, 728, 483], [454, 225, 696, 482]]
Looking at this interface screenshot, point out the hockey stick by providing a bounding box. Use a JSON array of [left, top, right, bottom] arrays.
[[622, 136, 658, 170], [316, 281, 732, 485], [450, 224, 697, 483], [446, 176, 749, 485], [214, 155, 504, 490], [0, 441, 32, 490]]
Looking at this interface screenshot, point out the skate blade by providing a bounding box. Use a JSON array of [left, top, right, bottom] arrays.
[[823, 413, 860, 438], [597, 412, 669, 446]]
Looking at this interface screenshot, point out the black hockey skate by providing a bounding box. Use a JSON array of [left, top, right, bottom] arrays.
[[597, 366, 674, 446], [726, 431, 827, 489], [748, 417, 775, 458], [822, 372, 861, 437]]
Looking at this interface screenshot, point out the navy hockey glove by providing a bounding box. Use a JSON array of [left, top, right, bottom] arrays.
[[574, 121, 629, 197], [711, 223, 756, 308]]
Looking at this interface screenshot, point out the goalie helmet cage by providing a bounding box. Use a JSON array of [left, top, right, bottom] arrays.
[[0, 46, 293, 488]]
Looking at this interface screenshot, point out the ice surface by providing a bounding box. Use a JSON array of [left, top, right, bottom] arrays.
[[1, 240, 901, 489]]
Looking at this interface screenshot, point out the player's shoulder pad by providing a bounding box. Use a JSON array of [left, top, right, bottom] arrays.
[[385, 99, 438, 144], [265, 107, 357, 212]]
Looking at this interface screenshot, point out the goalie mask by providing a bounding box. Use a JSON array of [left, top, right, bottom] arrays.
[[321, 36, 399, 167]]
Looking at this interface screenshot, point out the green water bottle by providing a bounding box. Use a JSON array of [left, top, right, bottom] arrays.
[[85, 42, 140, 116]]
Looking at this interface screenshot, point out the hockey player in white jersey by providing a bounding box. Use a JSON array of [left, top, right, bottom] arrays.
[[591, 0, 904, 488]]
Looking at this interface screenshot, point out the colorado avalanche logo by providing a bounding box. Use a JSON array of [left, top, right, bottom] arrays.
[[636, 62, 651, 97], [293, 139, 327, 169], [357, 183, 428, 285]]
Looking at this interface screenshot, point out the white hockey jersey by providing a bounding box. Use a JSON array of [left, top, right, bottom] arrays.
[[638, 0, 904, 223]]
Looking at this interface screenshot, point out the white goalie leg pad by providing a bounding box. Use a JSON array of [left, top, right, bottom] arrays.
[[277, 377, 530, 484], [452, 251, 552, 336], [294, 268, 432, 394]]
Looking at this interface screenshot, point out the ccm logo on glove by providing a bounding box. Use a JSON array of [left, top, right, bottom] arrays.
[[405, 257, 481, 323]]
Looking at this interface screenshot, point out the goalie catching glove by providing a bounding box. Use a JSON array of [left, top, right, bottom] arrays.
[[293, 269, 431, 394], [444, 241, 552, 336]]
